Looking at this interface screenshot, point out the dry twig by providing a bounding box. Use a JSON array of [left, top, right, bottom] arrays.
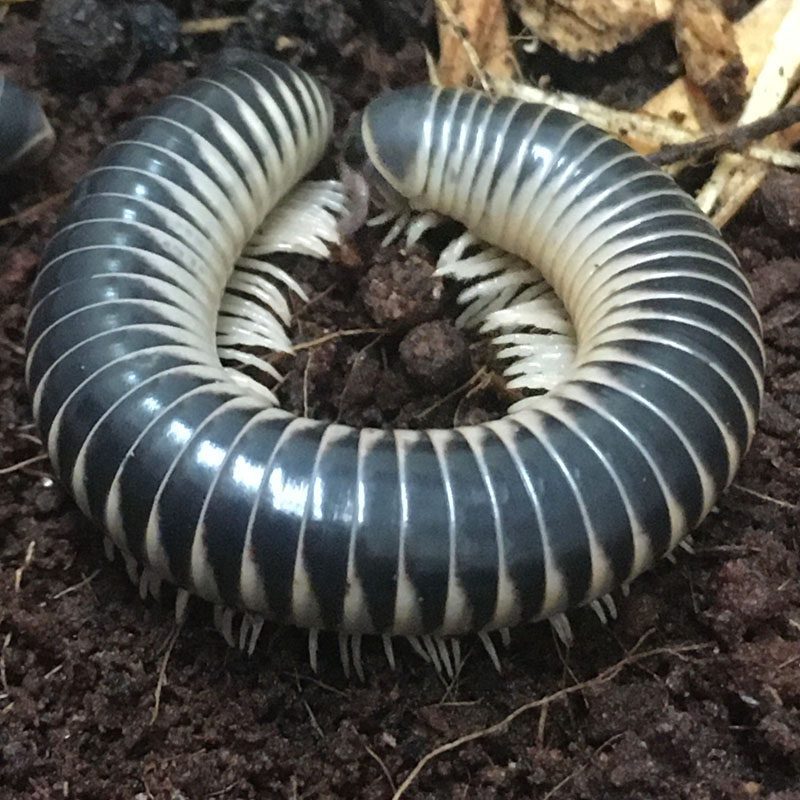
[[391, 639, 712, 799], [151, 625, 182, 724], [292, 328, 384, 353], [0, 190, 70, 229], [0, 453, 48, 475], [180, 16, 245, 35], [649, 104, 800, 165], [364, 744, 397, 794], [732, 483, 800, 511], [14, 540, 36, 593], [52, 569, 101, 601]]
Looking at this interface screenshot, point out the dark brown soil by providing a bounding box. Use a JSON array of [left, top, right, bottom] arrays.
[[1, 3, 799, 799]]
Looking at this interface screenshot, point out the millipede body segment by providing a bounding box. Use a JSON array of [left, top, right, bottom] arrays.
[[0, 75, 55, 175], [25, 55, 765, 672]]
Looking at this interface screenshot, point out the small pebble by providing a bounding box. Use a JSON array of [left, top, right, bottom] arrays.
[[225, 0, 358, 59], [38, 0, 179, 89], [360, 255, 443, 330], [127, 1, 180, 65], [399, 320, 471, 391]]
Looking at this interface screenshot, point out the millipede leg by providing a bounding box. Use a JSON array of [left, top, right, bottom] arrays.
[[351, 634, 365, 682], [590, 599, 608, 625], [308, 628, 319, 673], [422, 635, 443, 673], [406, 636, 431, 663], [338, 633, 351, 679], [103, 536, 115, 562], [435, 637, 454, 679], [382, 635, 396, 670], [122, 552, 138, 585], [550, 613, 574, 648], [247, 617, 264, 656], [478, 632, 502, 673], [174, 589, 190, 625], [405, 211, 442, 247]]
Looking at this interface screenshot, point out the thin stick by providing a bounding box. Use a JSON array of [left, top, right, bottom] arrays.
[[391, 639, 711, 800], [731, 483, 800, 511], [0, 633, 11, 698], [650, 105, 800, 166], [14, 540, 36, 592], [180, 16, 245, 35], [292, 328, 383, 353], [151, 625, 181, 724], [0, 453, 48, 475], [417, 366, 488, 421], [0, 190, 70, 229], [747, 143, 800, 169], [365, 744, 397, 794], [52, 569, 101, 600]]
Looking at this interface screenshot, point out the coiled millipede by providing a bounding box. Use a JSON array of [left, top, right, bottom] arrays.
[[24, 55, 765, 679], [0, 75, 55, 175]]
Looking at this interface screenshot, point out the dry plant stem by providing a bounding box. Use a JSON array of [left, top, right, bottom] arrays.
[[747, 144, 800, 169], [364, 744, 397, 794], [292, 328, 384, 353], [732, 483, 800, 511], [14, 540, 35, 593], [391, 638, 712, 800], [665, 144, 800, 174], [0, 453, 48, 475], [151, 626, 182, 724], [649, 104, 800, 165], [434, 0, 517, 89], [697, 0, 800, 216], [180, 16, 246, 35], [0, 190, 70, 229], [51, 569, 101, 601]]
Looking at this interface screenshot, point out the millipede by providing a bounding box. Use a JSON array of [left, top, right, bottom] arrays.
[[23, 53, 765, 679], [0, 75, 54, 175]]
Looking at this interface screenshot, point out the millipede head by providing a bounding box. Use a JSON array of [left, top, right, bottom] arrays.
[[340, 86, 438, 222]]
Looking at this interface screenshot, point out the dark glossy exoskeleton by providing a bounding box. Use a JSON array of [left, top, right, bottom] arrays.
[[0, 76, 54, 174], [25, 55, 764, 676]]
